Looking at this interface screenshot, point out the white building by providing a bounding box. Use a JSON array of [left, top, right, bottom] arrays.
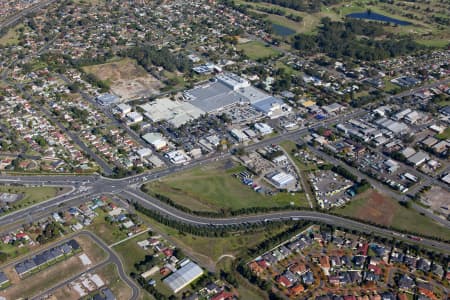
[[165, 150, 190, 165], [254, 123, 273, 135], [117, 103, 132, 115], [142, 133, 167, 151], [230, 128, 248, 142], [126, 112, 143, 124], [163, 262, 203, 293], [136, 148, 152, 159], [269, 172, 296, 189], [407, 151, 430, 166]]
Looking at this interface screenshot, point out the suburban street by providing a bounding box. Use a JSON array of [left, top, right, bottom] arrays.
[[27, 231, 140, 300], [0, 102, 448, 258]]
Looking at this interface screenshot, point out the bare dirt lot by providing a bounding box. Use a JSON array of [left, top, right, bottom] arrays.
[[421, 186, 450, 216], [51, 263, 131, 300], [83, 58, 164, 100], [356, 191, 397, 227], [0, 235, 107, 299], [0, 255, 85, 299], [338, 190, 396, 227]]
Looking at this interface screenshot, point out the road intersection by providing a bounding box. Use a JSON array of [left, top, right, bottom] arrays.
[[0, 107, 449, 258]]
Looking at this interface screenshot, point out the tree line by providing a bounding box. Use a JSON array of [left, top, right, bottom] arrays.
[[292, 17, 423, 61], [243, 0, 341, 13], [123, 45, 192, 73]]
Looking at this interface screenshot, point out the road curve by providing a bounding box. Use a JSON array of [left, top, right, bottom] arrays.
[[30, 231, 139, 300], [122, 189, 450, 253]]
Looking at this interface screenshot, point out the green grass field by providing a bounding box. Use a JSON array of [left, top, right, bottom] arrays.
[[144, 161, 309, 212], [237, 41, 280, 60], [112, 234, 149, 274], [88, 209, 128, 245], [0, 242, 30, 261], [97, 264, 134, 299], [237, 0, 449, 41], [0, 24, 26, 46], [0, 185, 61, 215], [138, 211, 293, 264], [335, 190, 450, 241], [416, 39, 450, 48], [436, 127, 450, 140]]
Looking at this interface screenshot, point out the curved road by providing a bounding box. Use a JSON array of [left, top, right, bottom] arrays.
[[30, 231, 139, 300], [121, 189, 450, 253]]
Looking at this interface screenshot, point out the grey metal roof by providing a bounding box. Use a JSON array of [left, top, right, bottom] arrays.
[[186, 81, 245, 113], [163, 261, 203, 292], [0, 272, 8, 284], [251, 96, 284, 113]]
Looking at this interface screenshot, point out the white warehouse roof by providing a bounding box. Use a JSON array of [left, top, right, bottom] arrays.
[[163, 262, 203, 293], [270, 172, 296, 188]]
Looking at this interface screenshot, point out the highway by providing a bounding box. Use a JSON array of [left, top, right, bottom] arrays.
[[0, 105, 448, 254], [0, 3, 448, 299], [305, 145, 450, 228], [0, 0, 56, 31], [121, 189, 450, 253]]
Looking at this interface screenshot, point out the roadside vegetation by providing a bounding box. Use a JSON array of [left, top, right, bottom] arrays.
[[334, 189, 450, 241], [143, 161, 309, 214], [0, 185, 64, 216]]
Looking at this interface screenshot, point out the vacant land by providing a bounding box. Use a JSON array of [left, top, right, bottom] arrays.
[[88, 209, 128, 245], [137, 211, 294, 271], [82, 58, 163, 100], [96, 263, 133, 300], [0, 235, 107, 299], [0, 185, 64, 214], [421, 186, 450, 216], [145, 160, 309, 212], [237, 41, 280, 60], [112, 234, 149, 274], [0, 24, 27, 46], [335, 189, 450, 241], [436, 127, 450, 140]]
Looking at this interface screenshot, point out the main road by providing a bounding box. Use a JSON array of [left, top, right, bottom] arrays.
[[28, 231, 139, 300], [0, 106, 448, 252], [0, 92, 447, 260], [0, 0, 57, 31]]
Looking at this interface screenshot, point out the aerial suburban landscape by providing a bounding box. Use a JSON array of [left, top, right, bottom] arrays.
[[0, 0, 449, 299]]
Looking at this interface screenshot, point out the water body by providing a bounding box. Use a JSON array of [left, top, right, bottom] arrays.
[[272, 23, 296, 36], [347, 11, 411, 26]]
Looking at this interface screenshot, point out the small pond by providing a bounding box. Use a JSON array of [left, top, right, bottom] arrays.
[[272, 23, 296, 36], [346, 11, 411, 26]]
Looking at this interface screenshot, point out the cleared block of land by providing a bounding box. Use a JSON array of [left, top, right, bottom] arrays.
[[237, 41, 280, 60], [144, 160, 308, 212], [82, 58, 164, 100], [87, 209, 128, 245], [52, 263, 132, 300], [335, 189, 450, 241], [0, 24, 27, 46], [0, 235, 107, 299], [421, 186, 450, 216], [137, 211, 294, 271]]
